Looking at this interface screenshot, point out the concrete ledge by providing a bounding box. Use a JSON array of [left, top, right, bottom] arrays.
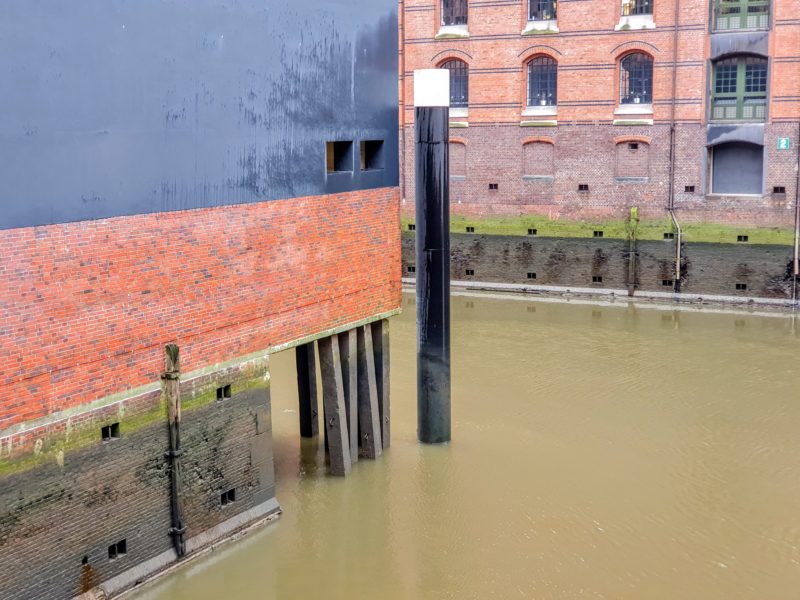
[[95, 498, 282, 599]]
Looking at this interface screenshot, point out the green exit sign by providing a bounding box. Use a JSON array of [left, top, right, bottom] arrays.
[[777, 137, 791, 150]]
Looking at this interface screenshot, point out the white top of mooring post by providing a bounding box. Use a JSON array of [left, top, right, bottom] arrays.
[[413, 69, 450, 108]]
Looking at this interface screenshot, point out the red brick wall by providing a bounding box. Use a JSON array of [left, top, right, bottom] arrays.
[[0, 188, 401, 432], [400, 0, 800, 224]]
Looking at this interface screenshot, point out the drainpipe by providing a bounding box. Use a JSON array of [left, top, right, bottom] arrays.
[[793, 121, 800, 305], [399, 0, 407, 205], [667, 0, 682, 292]]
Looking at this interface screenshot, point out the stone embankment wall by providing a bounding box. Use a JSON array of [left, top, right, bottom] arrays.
[[402, 232, 797, 300]]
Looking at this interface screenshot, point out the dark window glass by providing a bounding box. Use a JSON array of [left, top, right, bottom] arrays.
[[529, 0, 557, 20], [440, 59, 469, 108], [622, 0, 653, 15], [619, 53, 653, 105], [442, 0, 467, 26], [527, 57, 557, 107], [715, 59, 738, 94]]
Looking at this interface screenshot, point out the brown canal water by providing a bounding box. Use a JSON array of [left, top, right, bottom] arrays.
[[133, 293, 800, 600]]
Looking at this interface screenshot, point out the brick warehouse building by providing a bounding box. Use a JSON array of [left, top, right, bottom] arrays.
[[399, 0, 800, 228], [0, 1, 399, 598]]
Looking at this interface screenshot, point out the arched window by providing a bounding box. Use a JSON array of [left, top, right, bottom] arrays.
[[714, 0, 770, 31], [711, 55, 767, 121], [440, 59, 469, 108], [527, 57, 557, 107], [529, 0, 557, 21], [619, 53, 653, 105], [442, 0, 467, 26]]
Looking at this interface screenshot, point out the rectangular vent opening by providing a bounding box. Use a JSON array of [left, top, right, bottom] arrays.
[[662, 279, 674, 287], [593, 230, 604, 238], [592, 276, 603, 283], [465, 269, 475, 276], [488, 183, 499, 190], [737, 235, 749, 243], [773, 186, 786, 195], [101, 423, 120, 442], [628, 142, 639, 150], [684, 185, 695, 193], [408, 223, 416, 231], [407, 265, 416, 273], [736, 283, 748, 291], [466, 226, 475, 233], [326, 141, 353, 173], [578, 184, 589, 192], [465, 301, 474, 309], [216, 384, 232, 401], [526, 305, 536, 313], [527, 228, 538, 236], [527, 272, 537, 280], [221, 488, 236, 506], [108, 540, 127, 561], [360, 140, 385, 171], [663, 232, 675, 240]]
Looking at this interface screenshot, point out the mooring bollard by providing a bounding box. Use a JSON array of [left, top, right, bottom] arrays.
[[414, 69, 451, 444]]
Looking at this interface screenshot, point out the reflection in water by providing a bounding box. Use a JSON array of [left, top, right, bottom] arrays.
[[133, 293, 800, 600]]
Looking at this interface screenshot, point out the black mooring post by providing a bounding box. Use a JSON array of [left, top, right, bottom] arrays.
[[415, 69, 451, 444]]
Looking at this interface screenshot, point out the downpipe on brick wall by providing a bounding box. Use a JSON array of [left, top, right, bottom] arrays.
[[667, 0, 682, 294], [793, 121, 800, 306]]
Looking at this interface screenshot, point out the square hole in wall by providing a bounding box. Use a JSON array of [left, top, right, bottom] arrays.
[[101, 423, 120, 442], [663, 232, 675, 240], [360, 140, 385, 171], [407, 265, 416, 273], [108, 539, 127, 561], [466, 226, 475, 233], [662, 279, 674, 287], [593, 230, 604, 238], [221, 488, 236, 506], [684, 185, 695, 193], [326, 141, 353, 173], [526, 305, 536, 313], [527, 272, 537, 280], [527, 228, 538, 236], [465, 269, 475, 276], [488, 183, 499, 191], [592, 276, 603, 283], [216, 384, 232, 401], [465, 301, 475, 309], [737, 235, 749, 243], [408, 223, 416, 231], [628, 142, 639, 150], [736, 283, 748, 291], [773, 186, 786, 195], [578, 184, 589, 192]]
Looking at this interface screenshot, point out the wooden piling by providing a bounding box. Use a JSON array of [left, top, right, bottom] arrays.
[[371, 319, 390, 449], [338, 329, 359, 463], [318, 335, 352, 476], [162, 344, 186, 558], [357, 325, 382, 459], [296, 342, 319, 438]]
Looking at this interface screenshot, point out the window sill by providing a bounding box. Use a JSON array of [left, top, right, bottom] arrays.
[[520, 120, 557, 127], [522, 20, 559, 35], [615, 177, 649, 183], [614, 104, 653, 116], [450, 175, 466, 181], [613, 119, 654, 126], [615, 15, 656, 30], [450, 107, 469, 118], [449, 121, 469, 128], [435, 25, 469, 39], [523, 175, 555, 182], [522, 106, 557, 117]]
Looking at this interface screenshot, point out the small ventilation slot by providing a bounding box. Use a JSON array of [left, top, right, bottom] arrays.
[[108, 540, 127, 561], [466, 226, 475, 233], [216, 385, 232, 401], [737, 235, 749, 243], [578, 184, 589, 192], [684, 185, 695, 193], [408, 223, 416, 231], [221, 488, 236, 506], [488, 183, 498, 190], [593, 230, 604, 238], [662, 279, 674, 287], [527, 228, 538, 236], [407, 265, 416, 273], [628, 142, 639, 150], [465, 269, 475, 276], [663, 232, 675, 240], [101, 423, 120, 442], [773, 186, 786, 195], [592, 276, 603, 283], [527, 272, 537, 280], [736, 283, 748, 291]]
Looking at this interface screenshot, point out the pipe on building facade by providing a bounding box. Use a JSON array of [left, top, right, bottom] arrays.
[[667, 0, 683, 293]]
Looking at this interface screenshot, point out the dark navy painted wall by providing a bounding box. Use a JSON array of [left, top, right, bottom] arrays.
[[0, 0, 398, 229]]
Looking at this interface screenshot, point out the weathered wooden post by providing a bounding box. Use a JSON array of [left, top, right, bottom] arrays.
[[163, 344, 186, 558], [296, 342, 319, 438], [338, 330, 359, 462], [414, 69, 451, 444], [357, 325, 383, 458], [318, 334, 352, 476]]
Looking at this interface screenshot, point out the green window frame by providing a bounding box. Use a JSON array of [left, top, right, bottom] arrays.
[[711, 56, 767, 122], [713, 0, 769, 31]]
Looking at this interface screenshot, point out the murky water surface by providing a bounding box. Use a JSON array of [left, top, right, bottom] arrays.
[[134, 293, 800, 600]]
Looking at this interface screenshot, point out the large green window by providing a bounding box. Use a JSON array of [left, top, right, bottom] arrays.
[[711, 56, 767, 122], [713, 0, 769, 31]]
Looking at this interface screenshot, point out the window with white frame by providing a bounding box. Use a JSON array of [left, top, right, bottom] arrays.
[[529, 0, 557, 21], [619, 53, 653, 105], [527, 57, 557, 107]]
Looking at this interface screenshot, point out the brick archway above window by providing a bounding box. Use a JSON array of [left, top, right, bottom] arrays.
[[523, 136, 555, 146], [431, 49, 474, 63], [613, 135, 651, 145], [450, 137, 468, 146], [518, 44, 563, 59], [611, 41, 660, 57]]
